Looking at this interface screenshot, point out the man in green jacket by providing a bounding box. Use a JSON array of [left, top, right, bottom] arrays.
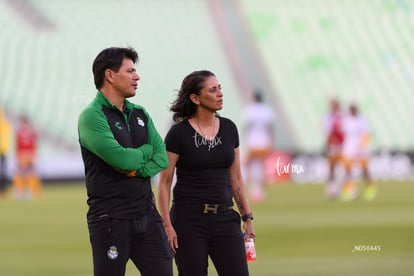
[[78, 47, 172, 276]]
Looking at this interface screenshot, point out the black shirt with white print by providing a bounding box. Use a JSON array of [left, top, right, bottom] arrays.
[[165, 116, 239, 204]]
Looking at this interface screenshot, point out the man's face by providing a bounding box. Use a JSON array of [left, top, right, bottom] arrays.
[[111, 58, 140, 98]]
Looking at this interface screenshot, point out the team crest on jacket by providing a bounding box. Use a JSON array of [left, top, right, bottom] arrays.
[[107, 245, 119, 260], [136, 117, 145, 127]]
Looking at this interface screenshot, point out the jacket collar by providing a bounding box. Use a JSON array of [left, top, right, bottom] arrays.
[[95, 91, 133, 112]]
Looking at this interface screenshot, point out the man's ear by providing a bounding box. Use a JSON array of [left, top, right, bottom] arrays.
[[105, 69, 114, 84]]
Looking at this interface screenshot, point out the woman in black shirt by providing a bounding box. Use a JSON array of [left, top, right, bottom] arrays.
[[158, 70, 255, 275]]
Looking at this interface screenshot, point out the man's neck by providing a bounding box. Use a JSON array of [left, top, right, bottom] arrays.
[[100, 89, 124, 111]]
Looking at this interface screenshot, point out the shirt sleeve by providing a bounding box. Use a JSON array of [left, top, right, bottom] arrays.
[[228, 118, 240, 148], [136, 109, 169, 178], [165, 123, 181, 154], [78, 107, 154, 172]]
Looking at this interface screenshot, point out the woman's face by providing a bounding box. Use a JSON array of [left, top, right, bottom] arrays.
[[193, 76, 223, 112]]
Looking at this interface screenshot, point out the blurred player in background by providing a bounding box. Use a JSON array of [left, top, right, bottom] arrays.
[[0, 106, 12, 196], [341, 104, 376, 201], [12, 115, 41, 199], [242, 90, 276, 203], [323, 99, 344, 199]]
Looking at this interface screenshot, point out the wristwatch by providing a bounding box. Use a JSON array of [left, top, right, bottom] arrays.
[[242, 212, 253, 222]]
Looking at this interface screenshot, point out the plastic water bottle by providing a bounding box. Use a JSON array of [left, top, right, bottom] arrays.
[[245, 237, 256, 262]]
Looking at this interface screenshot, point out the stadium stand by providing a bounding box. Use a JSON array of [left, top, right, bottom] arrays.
[[1, 0, 413, 179], [0, 0, 245, 179], [239, 0, 414, 152]]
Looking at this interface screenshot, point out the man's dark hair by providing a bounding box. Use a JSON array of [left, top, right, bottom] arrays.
[[92, 47, 138, 89]]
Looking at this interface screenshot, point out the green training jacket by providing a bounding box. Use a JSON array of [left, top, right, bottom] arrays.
[[78, 91, 168, 222]]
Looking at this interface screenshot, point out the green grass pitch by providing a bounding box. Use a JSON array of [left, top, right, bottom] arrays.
[[0, 181, 413, 275]]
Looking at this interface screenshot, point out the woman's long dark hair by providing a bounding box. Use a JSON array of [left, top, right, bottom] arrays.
[[170, 70, 215, 122]]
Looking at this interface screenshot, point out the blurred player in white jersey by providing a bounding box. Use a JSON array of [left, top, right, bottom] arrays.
[[341, 104, 376, 201], [323, 99, 344, 199], [242, 90, 276, 203]]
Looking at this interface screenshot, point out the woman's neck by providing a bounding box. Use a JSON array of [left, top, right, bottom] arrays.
[[192, 110, 216, 125], [191, 111, 218, 139]]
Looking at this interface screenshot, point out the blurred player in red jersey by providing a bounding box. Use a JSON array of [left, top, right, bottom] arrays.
[[12, 115, 41, 199], [323, 99, 344, 199]]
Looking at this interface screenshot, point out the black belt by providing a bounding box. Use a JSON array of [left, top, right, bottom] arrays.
[[175, 203, 233, 214]]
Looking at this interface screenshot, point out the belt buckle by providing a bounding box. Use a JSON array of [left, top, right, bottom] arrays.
[[203, 204, 219, 214]]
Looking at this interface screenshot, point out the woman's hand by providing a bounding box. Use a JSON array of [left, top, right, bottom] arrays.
[[164, 224, 178, 254], [243, 220, 255, 240]]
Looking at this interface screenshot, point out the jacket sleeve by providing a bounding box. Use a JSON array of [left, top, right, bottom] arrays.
[[78, 107, 154, 172], [137, 109, 168, 178]]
